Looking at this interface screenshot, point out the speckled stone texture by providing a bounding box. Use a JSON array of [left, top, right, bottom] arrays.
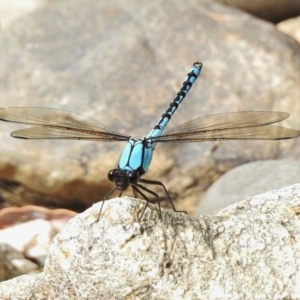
[[1, 184, 300, 299]]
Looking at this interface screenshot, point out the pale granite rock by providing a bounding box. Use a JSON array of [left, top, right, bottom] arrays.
[[1, 184, 300, 299]]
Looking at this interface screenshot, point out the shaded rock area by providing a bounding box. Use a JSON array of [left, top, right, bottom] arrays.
[[197, 159, 300, 215], [0, 184, 300, 299], [213, 0, 300, 22], [0, 206, 75, 281], [0, 0, 299, 214], [0, 243, 38, 282]]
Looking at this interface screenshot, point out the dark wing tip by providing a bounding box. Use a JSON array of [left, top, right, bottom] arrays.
[[11, 131, 29, 139]]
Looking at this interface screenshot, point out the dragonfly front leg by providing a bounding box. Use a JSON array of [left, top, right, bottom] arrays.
[[94, 187, 118, 223], [132, 187, 138, 198]]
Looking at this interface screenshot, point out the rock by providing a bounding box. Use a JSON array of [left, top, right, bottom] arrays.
[[277, 15, 300, 44], [213, 0, 300, 22], [196, 159, 300, 215], [0, 205, 76, 229], [0, 243, 38, 281], [1, 184, 300, 299], [0, 0, 48, 30], [0, 0, 299, 213], [0, 206, 75, 281], [0, 219, 56, 267]]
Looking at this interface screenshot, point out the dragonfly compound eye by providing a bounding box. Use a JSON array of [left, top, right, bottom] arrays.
[[107, 169, 117, 182], [128, 171, 139, 184]]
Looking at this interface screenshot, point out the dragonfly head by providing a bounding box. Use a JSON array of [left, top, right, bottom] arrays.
[[108, 169, 140, 190]]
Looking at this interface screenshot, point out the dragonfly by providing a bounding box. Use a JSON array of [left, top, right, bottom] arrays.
[[0, 62, 299, 221]]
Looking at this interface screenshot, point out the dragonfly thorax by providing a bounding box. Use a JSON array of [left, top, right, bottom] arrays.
[[108, 169, 139, 191], [118, 137, 154, 176]]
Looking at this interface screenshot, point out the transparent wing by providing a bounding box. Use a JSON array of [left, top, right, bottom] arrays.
[[154, 111, 300, 142], [0, 107, 130, 141]]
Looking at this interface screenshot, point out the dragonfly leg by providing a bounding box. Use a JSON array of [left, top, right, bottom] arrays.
[[131, 185, 152, 222], [132, 187, 138, 198], [135, 183, 163, 220], [139, 178, 186, 214], [94, 187, 117, 223]]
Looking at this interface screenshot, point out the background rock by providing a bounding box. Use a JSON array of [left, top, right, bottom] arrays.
[[0, 243, 38, 282], [0, 206, 76, 279], [0, 0, 48, 30], [213, 0, 300, 22], [196, 159, 300, 215], [0, 0, 299, 214], [277, 15, 300, 44]]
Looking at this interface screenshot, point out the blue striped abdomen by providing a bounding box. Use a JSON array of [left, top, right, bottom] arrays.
[[146, 62, 202, 144]]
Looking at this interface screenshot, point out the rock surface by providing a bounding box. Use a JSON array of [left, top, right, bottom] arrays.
[[1, 184, 300, 299], [197, 159, 300, 215], [0, 243, 38, 282], [0, 206, 76, 280], [277, 15, 300, 44], [213, 0, 300, 22]]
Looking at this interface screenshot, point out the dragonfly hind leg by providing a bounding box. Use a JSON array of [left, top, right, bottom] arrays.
[[131, 185, 153, 221], [139, 178, 187, 215], [134, 183, 164, 220], [132, 186, 161, 221]]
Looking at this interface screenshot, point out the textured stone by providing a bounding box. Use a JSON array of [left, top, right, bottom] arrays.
[[277, 15, 300, 44], [1, 184, 300, 299], [213, 0, 300, 22]]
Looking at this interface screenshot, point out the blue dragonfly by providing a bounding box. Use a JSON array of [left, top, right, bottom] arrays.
[[0, 62, 299, 220]]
